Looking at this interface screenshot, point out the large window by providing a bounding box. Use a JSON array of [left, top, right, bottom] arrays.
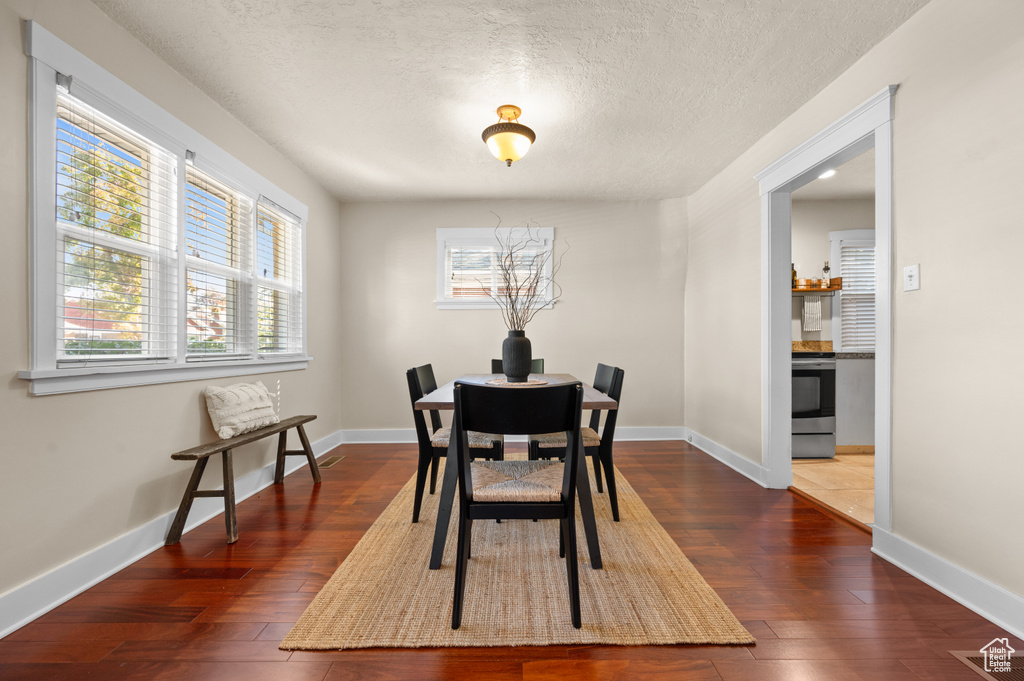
[[22, 22, 308, 395], [435, 227, 555, 309], [55, 92, 178, 365]]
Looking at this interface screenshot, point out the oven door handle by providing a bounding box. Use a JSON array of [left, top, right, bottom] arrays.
[[792, 360, 836, 369]]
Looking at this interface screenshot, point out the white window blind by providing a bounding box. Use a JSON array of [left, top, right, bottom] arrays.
[[256, 199, 303, 355], [436, 227, 554, 309], [55, 91, 178, 365], [836, 239, 876, 352], [185, 166, 253, 359]]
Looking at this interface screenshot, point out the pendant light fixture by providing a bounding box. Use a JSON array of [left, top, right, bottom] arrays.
[[482, 105, 536, 167]]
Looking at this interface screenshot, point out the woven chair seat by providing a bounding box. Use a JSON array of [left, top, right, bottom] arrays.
[[431, 428, 502, 449], [531, 427, 601, 449], [470, 461, 564, 502]]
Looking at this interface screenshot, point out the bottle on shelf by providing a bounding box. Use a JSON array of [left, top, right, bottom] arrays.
[[821, 261, 831, 288]]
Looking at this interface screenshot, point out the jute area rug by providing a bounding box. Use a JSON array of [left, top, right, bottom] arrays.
[[281, 460, 754, 649]]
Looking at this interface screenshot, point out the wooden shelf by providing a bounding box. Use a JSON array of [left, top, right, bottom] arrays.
[[793, 277, 842, 294]]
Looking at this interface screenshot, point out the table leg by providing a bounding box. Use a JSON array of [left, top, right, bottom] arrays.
[[429, 436, 459, 570], [575, 439, 603, 569]]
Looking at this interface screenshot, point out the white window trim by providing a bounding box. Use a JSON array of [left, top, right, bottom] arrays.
[[829, 229, 876, 353], [435, 227, 556, 310], [19, 22, 310, 395]]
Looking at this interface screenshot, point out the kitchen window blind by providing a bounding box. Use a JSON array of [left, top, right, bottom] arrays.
[[56, 91, 178, 365], [837, 239, 876, 352]]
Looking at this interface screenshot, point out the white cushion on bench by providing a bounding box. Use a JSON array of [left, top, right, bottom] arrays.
[[204, 381, 280, 439]]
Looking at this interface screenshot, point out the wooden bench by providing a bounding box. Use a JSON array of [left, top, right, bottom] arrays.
[[165, 414, 320, 545]]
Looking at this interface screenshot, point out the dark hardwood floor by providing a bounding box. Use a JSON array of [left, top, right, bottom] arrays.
[[1, 441, 1018, 680]]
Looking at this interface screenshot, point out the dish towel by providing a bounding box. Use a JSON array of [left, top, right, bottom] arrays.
[[802, 294, 822, 332]]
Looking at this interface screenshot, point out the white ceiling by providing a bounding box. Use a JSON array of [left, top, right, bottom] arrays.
[[793, 148, 876, 201], [89, 0, 928, 202]]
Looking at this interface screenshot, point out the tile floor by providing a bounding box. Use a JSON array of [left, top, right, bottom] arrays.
[[792, 453, 874, 525]]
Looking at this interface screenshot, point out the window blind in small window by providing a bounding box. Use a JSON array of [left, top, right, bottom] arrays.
[[838, 240, 876, 352], [55, 90, 178, 364], [445, 244, 544, 299], [256, 198, 303, 355], [185, 166, 253, 359]]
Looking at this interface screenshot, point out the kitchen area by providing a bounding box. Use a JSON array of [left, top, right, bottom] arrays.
[[789, 150, 876, 527]]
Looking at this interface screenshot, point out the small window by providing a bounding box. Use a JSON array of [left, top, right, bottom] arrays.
[[436, 227, 555, 309], [830, 230, 875, 352]]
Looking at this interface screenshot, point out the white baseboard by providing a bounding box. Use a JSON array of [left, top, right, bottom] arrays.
[[615, 426, 686, 441], [340, 428, 417, 444], [872, 527, 1024, 639], [338, 426, 686, 444], [0, 428, 344, 639], [683, 427, 769, 487]]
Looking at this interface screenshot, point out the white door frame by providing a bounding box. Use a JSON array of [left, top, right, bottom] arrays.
[[754, 85, 896, 533]]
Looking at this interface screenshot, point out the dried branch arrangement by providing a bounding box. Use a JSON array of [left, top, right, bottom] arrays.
[[483, 219, 566, 331]]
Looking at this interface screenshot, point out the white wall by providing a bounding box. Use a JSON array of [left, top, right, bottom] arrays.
[[685, 0, 1024, 596], [335, 199, 687, 432], [790, 198, 875, 341], [0, 0, 345, 598]]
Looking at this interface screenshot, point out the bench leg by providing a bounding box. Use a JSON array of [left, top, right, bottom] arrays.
[[222, 449, 238, 544], [274, 430, 288, 484], [297, 424, 321, 484], [165, 457, 210, 545]]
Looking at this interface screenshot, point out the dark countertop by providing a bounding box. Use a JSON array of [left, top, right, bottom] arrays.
[[835, 353, 875, 360]]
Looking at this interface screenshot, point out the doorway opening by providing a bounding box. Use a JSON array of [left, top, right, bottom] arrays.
[[789, 149, 876, 528], [756, 85, 896, 535]]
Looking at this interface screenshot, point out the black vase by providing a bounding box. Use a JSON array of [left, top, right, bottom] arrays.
[[502, 330, 532, 383]]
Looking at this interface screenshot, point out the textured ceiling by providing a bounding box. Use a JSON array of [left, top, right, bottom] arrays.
[[88, 0, 928, 202]]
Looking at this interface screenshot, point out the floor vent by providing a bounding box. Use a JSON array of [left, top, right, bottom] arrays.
[[319, 455, 345, 469], [951, 650, 1024, 680]]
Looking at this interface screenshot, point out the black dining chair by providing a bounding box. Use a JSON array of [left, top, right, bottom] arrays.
[[529, 364, 625, 521], [490, 358, 544, 374], [406, 364, 503, 524], [450, 380, 586, 629]]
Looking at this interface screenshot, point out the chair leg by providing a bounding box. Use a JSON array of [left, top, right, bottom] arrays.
[[412, 447, 432, 524], [601, 448, 620, 522], [590, 449, 603, 493], [429, 448, 441, 494], [452, 514, 471, 630], [559, 520, 565, 557], [562, 516, 581, 629]]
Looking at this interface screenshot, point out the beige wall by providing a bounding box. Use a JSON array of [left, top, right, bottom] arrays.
[[790, 198, 875, 341], [685, 0, 1024, 595], [0, 0, 345, 595], [336, 199, 686, 431]]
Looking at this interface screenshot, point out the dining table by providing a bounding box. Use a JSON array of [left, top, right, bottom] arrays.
[[415, 373, 618, 570]]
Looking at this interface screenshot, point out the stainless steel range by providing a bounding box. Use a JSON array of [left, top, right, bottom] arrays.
[[792, 352, 836, 459]]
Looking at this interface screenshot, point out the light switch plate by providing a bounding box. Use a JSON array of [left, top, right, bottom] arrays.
[[904, 264, 920, 291]]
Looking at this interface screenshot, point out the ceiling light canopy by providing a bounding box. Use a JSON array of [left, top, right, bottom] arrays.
[[482, 105, 535, 167]]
